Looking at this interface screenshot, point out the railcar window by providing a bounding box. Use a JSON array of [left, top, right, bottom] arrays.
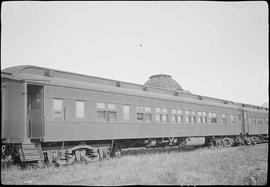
[[190, 111, 196, 123], [162, 114, 168, 122], [266, 118, 268, 125], [202, 112, 207, 123], [171, 109, 177, 123], [222, 114, 226, 124], [258, 119, 263, 126], [155, 108, 161, 122], [97, 111, 106, 120], [177, 116, 183, 123], [123, 105, 130, 121], [198, 112, 205, 124], [177, 110, 183, 115], [53, 99, 63, 118], [162, 108, 169, 122], [30, 91, 41, 110], [213, 113, 217, 124], [209, 112, 217, 124], [197, 112, 201, 123], [144, 107, 152, 122], [97, 103, 106, 109], [144, 114, 152, 121], [177, 110, 183, 123], [136, 106, 144, 121], [76, 101, 85, 118], [97, 103, 107, 121], [136, 106, 152, 122], [137, 113, 144, 121], [254, 119, 257, 125], [185, 111, 192, 123], [230, 115, 234, 124], [108, 103, 117, 121], [192, 116, 196, 123], [108, 103, 116, 110], [208, 113, 212, 124], [137, 106, 144, 111], [109, 111, 117, 121]]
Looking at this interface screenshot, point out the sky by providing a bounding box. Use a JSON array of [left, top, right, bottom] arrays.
[[1, 1, 268, 106]]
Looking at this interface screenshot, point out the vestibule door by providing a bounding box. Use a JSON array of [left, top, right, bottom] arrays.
[[27, 84, 44, 139]]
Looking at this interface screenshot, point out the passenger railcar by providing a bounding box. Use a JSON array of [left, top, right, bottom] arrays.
[[1, 65, 268, 166]]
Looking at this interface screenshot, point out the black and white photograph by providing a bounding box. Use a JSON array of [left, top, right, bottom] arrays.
[[1, 1, 268, 185]]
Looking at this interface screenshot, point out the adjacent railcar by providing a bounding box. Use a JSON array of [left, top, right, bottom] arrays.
[[1, 65, 268, 165]]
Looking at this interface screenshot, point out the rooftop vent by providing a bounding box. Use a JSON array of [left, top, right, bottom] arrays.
[[116, 81, 121, 87], [44, 69, 50, 77]]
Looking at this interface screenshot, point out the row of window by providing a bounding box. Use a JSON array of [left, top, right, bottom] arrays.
[[134, 106, 230, 124], [53, 99, 85, 118], [52, 99, 268, 125], [248, 117, 268, 126], [97, 102, 117, 121]]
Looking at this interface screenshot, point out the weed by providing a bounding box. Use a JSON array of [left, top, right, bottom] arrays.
[[1, 144, 268, 185]]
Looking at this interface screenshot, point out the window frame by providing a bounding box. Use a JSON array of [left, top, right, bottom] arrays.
[[75, 100, 85, 118], [230, 115, 235, 124], [123, 105, 130, 121], [222, 114, 226, 124], [155, 108, 162, 122], [53, 98, 64, 119], [96, 102, 107, 121], [108, 103, 117, 122], [144, 107, 152, 122]]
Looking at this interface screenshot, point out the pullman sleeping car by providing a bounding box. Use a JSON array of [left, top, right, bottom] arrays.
[[1, 65, 268, 166]]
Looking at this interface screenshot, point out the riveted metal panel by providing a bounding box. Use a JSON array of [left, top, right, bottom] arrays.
[[43, 121, 242, 142], [5, 80, 27, 143]]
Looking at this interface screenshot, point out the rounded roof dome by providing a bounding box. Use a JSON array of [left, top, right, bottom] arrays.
[[144, 74, 184, 91]]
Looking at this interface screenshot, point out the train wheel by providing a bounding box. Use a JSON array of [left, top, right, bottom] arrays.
[[114, 150, 121, 158], [222, 138, 233, 147], [55, 150, 67, 166], [214, 138, 223, 147], [84, 149, 100, 162], [46, 151, 54, 164], [111, 145, 121, 158], [66, 154, 76, 165], [243, 136, 251, 145], [230, 138, 235, 146], [235, 136, 244, 146], [98, 147, 110, 160], [177, 138, 187, 148], [250, 136, 257, 145], [55, 158, 67, 166]]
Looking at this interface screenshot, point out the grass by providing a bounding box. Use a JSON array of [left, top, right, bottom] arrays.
[[1, 143, 268, 185]]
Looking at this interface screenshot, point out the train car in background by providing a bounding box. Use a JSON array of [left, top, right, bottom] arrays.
[[1, 65, 268, 166]]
